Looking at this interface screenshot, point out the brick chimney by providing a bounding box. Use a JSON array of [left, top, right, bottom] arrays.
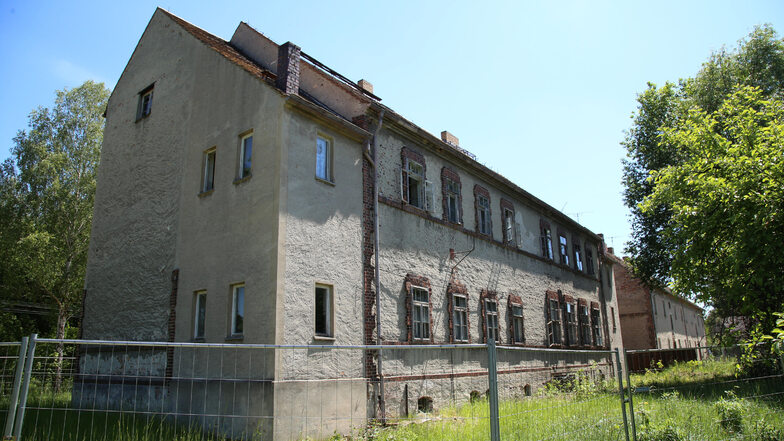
[[441, 131, 459, 147], [358, 79, 373, 94], [276, 42, 301, 94]]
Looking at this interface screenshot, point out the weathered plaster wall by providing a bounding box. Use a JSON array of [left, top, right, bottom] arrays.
[[651, 291, 705, 348], [84, 11, 200, 341], [278, 107, 366, 366], [171, 26, 285, 347]]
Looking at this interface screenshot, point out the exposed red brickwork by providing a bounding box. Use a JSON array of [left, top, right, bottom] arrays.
[[166, 269, 179, 382], [361, 140, 378, 378], [404, 274, 433, 344], [479, 289, 499, 343], [473, 184, 492, 237], [440, 166, 463, 224], [276, 42, 301, 94], [446, 280, 470, 343], [613, 261, 657, 350]]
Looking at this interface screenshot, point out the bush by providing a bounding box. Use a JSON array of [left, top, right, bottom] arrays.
[[749, 420, 784, 441], [637, 419, 685, 441], [714, 392, 745, 433]]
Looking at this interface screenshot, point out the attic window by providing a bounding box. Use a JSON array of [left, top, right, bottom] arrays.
[[136, 84, 154, 121]]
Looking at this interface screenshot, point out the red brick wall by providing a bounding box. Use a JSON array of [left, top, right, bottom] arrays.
[[613, 263, 657, 349]]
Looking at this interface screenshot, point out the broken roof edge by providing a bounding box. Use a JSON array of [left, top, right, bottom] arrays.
[[156, 8, 276, 83], [231, 21, 380, 103]]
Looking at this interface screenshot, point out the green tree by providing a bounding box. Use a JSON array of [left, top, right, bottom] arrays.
[[641, 86, 783, 327], [0, 81, 109, 382], [622, 25, 784, 319]]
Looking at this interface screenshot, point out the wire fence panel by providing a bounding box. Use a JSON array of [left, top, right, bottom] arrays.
[[626, 346, 784, 441], [1, 341, 24, 437], [494, 347, 624, 441]]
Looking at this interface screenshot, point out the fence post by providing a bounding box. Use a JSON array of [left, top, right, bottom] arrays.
[[3, 337, 29, 439], [13, 334, 37, 441], [486, 340, 501, 441], [615, 348, 630, 441], [624, 349, 637, 441]]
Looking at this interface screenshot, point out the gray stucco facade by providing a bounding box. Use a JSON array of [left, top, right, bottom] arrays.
[[82, 9, 623, 440]]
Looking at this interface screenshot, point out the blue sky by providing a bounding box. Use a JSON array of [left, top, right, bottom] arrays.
[[2, 0, 783, 252]]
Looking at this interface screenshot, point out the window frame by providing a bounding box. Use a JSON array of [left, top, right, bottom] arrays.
[[193, 290, 207, 340], [591, 304, 603, 347], [564, 299, 578, 346], [201, 147, 216, 194], [314, 283, 334, 339], [229, 284, 245, 338], [484, 298, 499, 343], [237, 132, 253, 180], [509, 297, 525, 345], [546, 292, 562, 346], [315, 135, 333, 183], [585, 245, 595, 275], [500, 199, 516, 247], [573, 238, 583, 272], [540, 220, 553, 260], [452, 293, 469, 343], [474, 185, 492, 237], [558, 233, 570, 266], [136, 84, 154, 121], [411, 286, 431, 341], [579, 301, 591, 346]]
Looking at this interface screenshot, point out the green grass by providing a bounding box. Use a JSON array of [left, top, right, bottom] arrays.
[[6, 358, 784, 440]]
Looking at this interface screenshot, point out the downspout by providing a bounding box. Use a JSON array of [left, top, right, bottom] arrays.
[[372, 109, 386, 423]]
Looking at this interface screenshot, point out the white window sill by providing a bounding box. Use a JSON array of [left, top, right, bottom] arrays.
[[313, 335, 335, 342]]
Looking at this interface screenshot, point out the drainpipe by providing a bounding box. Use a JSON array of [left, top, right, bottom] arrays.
[[372, 109, 386, 423]]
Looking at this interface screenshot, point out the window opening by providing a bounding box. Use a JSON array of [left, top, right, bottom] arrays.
[[315, 284, 333, 337], [231, 284, 244, 336], [194, 291, 206, 339], [239, 134, 253, 179], [316, 136, 331, 181]]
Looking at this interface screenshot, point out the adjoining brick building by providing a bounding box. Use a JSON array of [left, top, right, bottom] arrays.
[[608, 250, 705, 350], [82, 9, 623, 440]]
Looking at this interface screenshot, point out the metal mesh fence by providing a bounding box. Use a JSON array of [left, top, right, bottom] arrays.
[[2, 338, 626, 441], [625, 346, 784, 441]]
